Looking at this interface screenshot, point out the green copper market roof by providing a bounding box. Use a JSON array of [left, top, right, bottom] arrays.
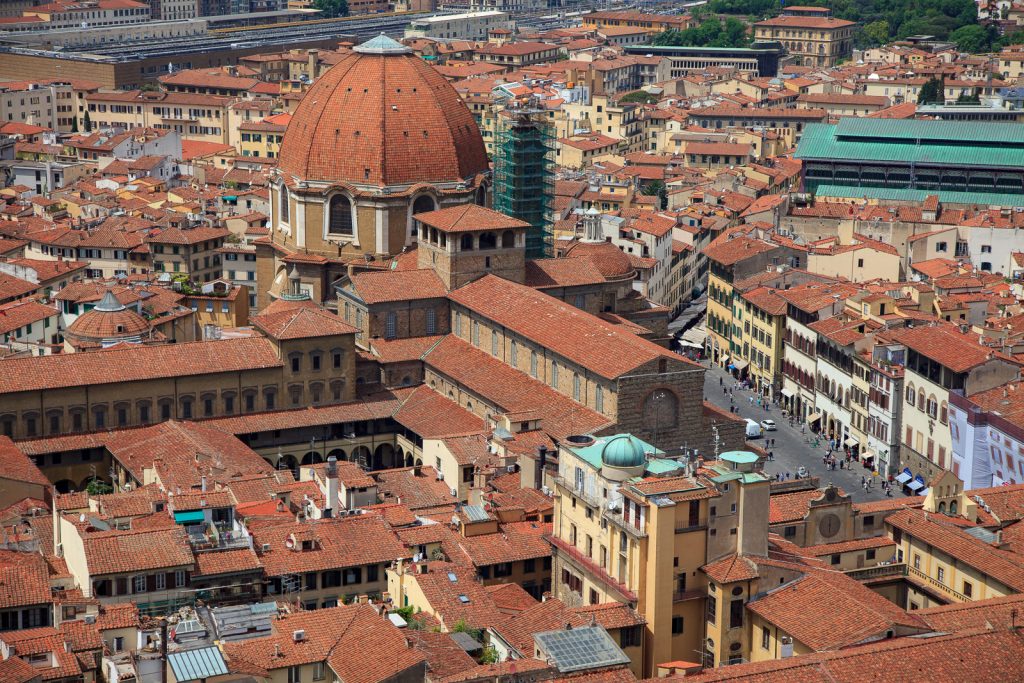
[[810, 184, 1024, 207], [796, 120, 1024, 169]]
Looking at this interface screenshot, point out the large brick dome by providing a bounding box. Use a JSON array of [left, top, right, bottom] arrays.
[[278, 35, 489, 188]]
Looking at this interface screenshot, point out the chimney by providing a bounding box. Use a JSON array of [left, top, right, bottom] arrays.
[[307, 49, 319, 78], [325, 455, 339, 518], [51, 488, 62, 558], [535, 446, 548, 490], [160, 618, 168, 683]]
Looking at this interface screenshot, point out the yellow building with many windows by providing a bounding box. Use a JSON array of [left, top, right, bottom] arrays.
[[550, 435, 770, 676]]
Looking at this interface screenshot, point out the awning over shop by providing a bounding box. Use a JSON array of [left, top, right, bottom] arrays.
[[732, 359, 749, 371], [806, 412, 822, 423], [780, 388, 794, 399], [721, 355, 730, 364], [860, 450, 875, 462], [895, 468, 913, 484], [844, 437, 859, 447], [907, 477, 926, 493], [680, 340, 703, 349], [174, 510, 205, 524]]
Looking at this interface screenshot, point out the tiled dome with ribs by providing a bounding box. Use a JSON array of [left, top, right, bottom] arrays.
[[564, 240, 635, 281], [278, 34, 489, 188], [66, 290, 151, 342]]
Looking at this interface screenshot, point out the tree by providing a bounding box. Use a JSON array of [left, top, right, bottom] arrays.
[[917, 77, 945, 105], [861, 20, 890, 47], [70, 116, 78, 133], [642, 180, 668, 210], [83, 110, 92, 132], [312, 0, 348, 18], [86, 478, 113, 495], [956, 90, 981, 103], [949, 24, 991, 53]]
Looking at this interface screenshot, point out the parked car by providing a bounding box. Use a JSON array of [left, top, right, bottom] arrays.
[[760, 419, 777, 431]]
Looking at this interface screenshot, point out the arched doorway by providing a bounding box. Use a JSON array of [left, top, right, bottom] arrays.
[[327, 448, 347, 461], [374, 443, 395, 470], [277, 454, 298, 479], [301, 451, 323, 466], [405, 453, 414, 467], [351, 446, 371, 469], [54, 479, 77, 494]]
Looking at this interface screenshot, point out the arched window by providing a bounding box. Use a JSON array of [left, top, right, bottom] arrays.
[[918, 389, 925, 411], [328, 195, 353, 236], [413, 194, 435, 216], [479, 232, 497, 250], [938, 502, 946, 514], [501, 230, 515, 248], [511, 339, 518, 367], [950, 500, 958, 515], [460, 234, 474, 251], [926, 395, 938, 419], [476, 185, 486, 206], [906, 384, 915, 407], [280, 184, 289, 222]]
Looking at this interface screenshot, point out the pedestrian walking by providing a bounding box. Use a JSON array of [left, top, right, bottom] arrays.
[[768, 451, 774, 461], [719, 376, 723, 386]]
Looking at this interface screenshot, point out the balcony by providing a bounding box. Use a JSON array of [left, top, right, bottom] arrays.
[[673, 588, 704, 602], [554, 476, 603, 510], [907, 565, 970, 602], [546, 534, 637, 603], [604, 509, 646, 539], [846, 562, 907, 582]]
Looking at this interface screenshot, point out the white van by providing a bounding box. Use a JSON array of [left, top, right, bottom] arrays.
[[745, 419, 762, 439]]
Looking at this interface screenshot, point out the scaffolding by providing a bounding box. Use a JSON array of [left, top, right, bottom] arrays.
[[493, 107, 556, 258]]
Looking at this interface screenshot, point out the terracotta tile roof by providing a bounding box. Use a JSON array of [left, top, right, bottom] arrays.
[[485, 583, 539, 614], [369, 335, 444, 364], [422, 335, 611, 440], [414, 204, 530, 233], [250, 515, 407, 577], [0, 653, 41, 683], [348, 269, 448, 304], [740, 286, 788, 316], [0, 337, 282, 395], [224, 604, 425, 682], [193, 548, 262, 577], [449, 275, 689, 380], [438, 658, 551, 683], [0, 436, 49, 487], [0, 299, 57, 335], [0, 628, 82, 681], [491, 486, 554, 515], [456, 521, 552, 567], [0, 550, 51, 608], [888, 324, 1004, 373], [0, 273, 38, 301], [82, 526, 193, 576], [703, 235, 778, 267], [94, 603, 140, 631], [524, 258, 607, 288], [851, 496, 924, 514], [702, 554, 759, 583], [392, 384, 487, 439], [802, 535, 895, 557], [278, 48, 487, 188], [373, 466, 456, 511], [887, 508, 1024, 591], [58, 618, 102, 653], [202, 390, 406, 436], [678, 629, 1024, 682], [572, 602, 645, 630], [768, 488, 845, 525], [410, 560, 505, 628], [918, 593, 1024, 632], [406, 630, 478, 680], [252, 301, 357, 340], [491, 598, 584, 655]]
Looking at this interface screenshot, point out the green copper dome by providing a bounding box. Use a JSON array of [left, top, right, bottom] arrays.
[[601, 435, 647, 469]]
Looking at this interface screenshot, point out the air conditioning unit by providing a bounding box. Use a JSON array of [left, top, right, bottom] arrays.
[[293, 630, 306, 642], [262, 543, 271, 552], [450, 488, 458, 497], [506, 465, 515, 473], [83, 615, 96, 624]]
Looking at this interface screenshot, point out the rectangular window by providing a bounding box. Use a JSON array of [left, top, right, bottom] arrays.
[[133, 576, 146, 593], [729, 598, 744, 629], [531, 351, 538, 378], [552, 362, 559, 388], [175, 570, 186, 587], [491, 330, 498, 356], [385, 311, 397, 340], [937, 566, 945, 585], [963, 581, 973, 598], [671, 615, 684, 635], [620, 626, 641, 648], [762, 626, 770, 650], [573, 373, 581, 400], [472, 320, 480, 346], [595, 386, 603, 412], [155, 573, 166, 590], [426, 308, 436, 335]]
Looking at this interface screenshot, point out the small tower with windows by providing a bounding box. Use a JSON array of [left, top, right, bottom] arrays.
[[414, 204, 530, 290]]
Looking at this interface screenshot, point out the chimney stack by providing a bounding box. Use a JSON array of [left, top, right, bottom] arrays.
[[325, 455, 339, 518]]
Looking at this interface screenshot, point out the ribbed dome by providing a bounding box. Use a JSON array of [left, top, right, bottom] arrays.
[[67, 292, 150, 342], [278, 35, 489, 188], [564, 240, 634, 280], [601, 435, 647, 469]]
